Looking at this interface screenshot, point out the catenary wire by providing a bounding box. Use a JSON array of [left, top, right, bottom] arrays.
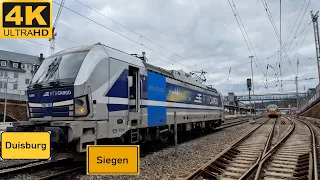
[[73, 0, 197, 66], [52, 0, 193, 70]]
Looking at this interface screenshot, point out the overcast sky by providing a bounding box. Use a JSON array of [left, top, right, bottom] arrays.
[[0, 0, 319, 96]]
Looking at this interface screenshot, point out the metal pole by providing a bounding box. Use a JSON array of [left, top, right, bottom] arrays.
[[249, 56, 255, 116], [296, 59, 299, 109], [238, 104, 240, 119], [249, 90, 252, 120], [295, 76, 298, 108], [311, 11, 320, 83], [280, 0, 283, 91], [3, 77, 8, 122], [174, 111, 178, 157]]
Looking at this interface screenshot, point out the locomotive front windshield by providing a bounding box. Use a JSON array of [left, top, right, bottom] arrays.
[[268, 104, 277, 111], [30, 50, 89, 87]]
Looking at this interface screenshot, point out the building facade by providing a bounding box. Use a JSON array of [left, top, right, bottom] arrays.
[[0, 49, 44, 101]]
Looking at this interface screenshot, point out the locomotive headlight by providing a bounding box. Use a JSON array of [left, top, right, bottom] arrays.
[[74, 96, 89, 117]]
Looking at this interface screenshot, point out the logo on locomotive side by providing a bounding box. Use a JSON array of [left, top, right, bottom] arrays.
[[203, 94, 219, 105], [148, 85, 164, 93], [194, 93, 219, 105], [43, 90, 72, 97], [194, 93, 202, 103]]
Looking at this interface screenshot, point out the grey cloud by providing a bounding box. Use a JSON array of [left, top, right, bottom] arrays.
[[0, 0, 319, 96]]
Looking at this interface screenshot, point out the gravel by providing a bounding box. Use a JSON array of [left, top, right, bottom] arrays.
[[293, 118, 310, 135], [270, 117, 290, 148], [0, 160, 60, 180], [78, 118, 264, 180], [0, 160, 38, 169]]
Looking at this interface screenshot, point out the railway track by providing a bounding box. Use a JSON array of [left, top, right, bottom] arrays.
[[0, 159, 67, 179], [185, 117, 276, 180], [35, 165, 85, 180], [141, 117, 260, 157], [0, 158, 84, 180], [0, 117, 254, 179], [307, 119, 320, 178], [253, 117, 318, 180], [185, 116, 319, 180]]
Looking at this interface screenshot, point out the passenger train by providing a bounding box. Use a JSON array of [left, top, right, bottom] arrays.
[[267, 104, 279, 118], [6, 43, 224, 158]]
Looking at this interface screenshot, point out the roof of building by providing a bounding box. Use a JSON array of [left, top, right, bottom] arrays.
[[0, 49, 42, 65]]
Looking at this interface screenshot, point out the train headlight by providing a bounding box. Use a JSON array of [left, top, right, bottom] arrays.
[[74, 96, 89, 117]]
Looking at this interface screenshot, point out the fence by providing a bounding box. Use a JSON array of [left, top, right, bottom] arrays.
[[298, 83, 320, 114], [0, 90, 27, 101]]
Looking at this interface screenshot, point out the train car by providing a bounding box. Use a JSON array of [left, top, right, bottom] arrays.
[[267, 104, 279, 118], [6, 43, 224, 158]]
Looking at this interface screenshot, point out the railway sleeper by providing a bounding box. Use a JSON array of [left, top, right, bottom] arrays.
[[293, 169, 309, 178], [216, 156, 231, 165], [269, 163, 296, 169], [222, 152, 238, 160], [206, 164, 224, 174], [211, 161, 229, 171], [272, 160, 297, 165], [230, 163, 252, 168], [228, 148, 240, 156], [221, 154, 236, 162], [222, 171, 243, 178], [274, 154, 298, 160], [292, 175, 310, 180], [263, 171, 294, 178], [266, 167, 295, 173], [294, 164, 310, 171], [296, 160, 310, 167], [236, 153, 257, 159], [296, 154, 310, 163], [225, 151, 238, 159], [297, 153, 310, 158], [296, 160, 310, 168], [201, 169, 220, 179], [235, 156, 257, 161], [224, 166, 247, 173], [276, 153, 299, 158]]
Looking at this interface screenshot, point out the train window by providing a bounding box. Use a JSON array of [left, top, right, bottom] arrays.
[[0, 61, 6, 67], [129, 66, 140, 112], [31, 51, 89, 85]]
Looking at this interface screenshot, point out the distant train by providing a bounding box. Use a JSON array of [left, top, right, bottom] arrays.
[[267, 104, 279, 118]]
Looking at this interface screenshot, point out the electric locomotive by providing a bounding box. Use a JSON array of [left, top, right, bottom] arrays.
[[6, 43, 224, 158]]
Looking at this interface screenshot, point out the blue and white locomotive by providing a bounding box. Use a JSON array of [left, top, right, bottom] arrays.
[[7, 43, 224, 156]]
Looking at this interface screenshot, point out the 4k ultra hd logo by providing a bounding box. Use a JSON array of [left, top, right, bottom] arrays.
[[0, 0, 52, 38]]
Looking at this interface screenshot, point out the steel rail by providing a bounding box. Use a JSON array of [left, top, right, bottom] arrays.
[[35, 165, 85, 180], [297, 117, 318, 180], [253, 117, 295, 180], [239, 117, 277, 179], [0, 160, 43, 171], [184, 118, 269, 180], [0, 158, 71, 177]]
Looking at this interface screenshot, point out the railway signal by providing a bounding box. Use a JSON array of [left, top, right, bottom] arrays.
[[247, 78, 253, 121], [247, 78, 252, 91]]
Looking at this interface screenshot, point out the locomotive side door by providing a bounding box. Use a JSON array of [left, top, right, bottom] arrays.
[[128, 66, 141, 142]]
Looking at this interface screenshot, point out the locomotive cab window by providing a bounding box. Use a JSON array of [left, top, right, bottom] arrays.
[[30, 50, 89, 86]]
